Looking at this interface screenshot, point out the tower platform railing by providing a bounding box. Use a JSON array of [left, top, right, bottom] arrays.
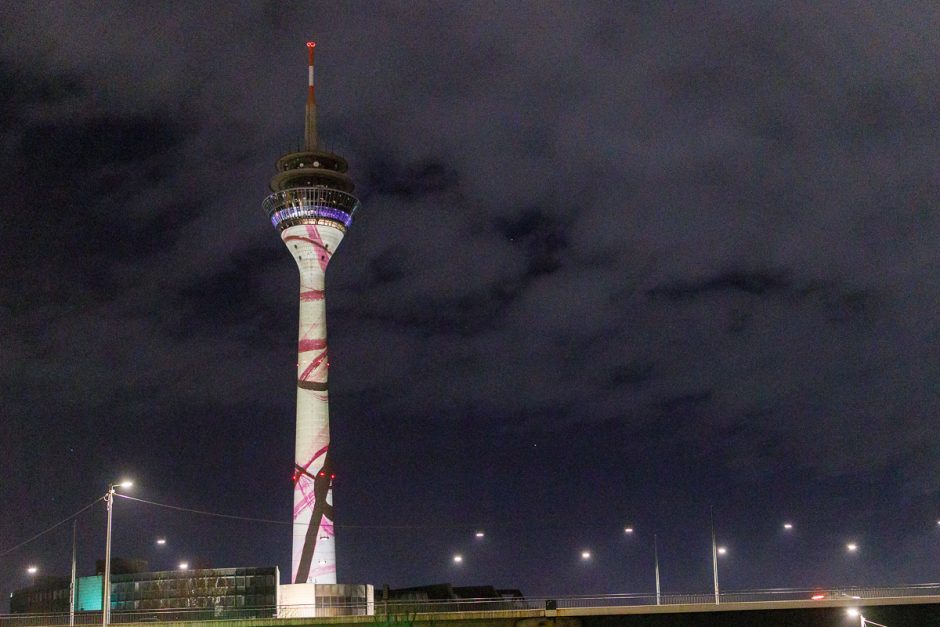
[[262, 187, 360, 231]]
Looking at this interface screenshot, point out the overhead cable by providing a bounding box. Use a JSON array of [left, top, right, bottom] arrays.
[[0, 497, 104, 557], [115, 494, 487, 529]]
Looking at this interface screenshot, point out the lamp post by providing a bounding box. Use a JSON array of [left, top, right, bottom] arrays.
[[70, 520, 77, 627], [709, 509, 729, 605], [103, 480, 132, 626], [622, 525, 662, 606], [653, 533, 661, 606], [710, 508, 719, 605]]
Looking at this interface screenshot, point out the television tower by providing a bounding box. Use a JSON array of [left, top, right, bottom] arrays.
[[262, 42, 360, 584]]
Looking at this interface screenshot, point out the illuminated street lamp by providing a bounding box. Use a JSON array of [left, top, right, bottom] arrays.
[[156, 538, 167, 546], [581, 550, 592, 560], [178, 562, 189, 570], [783, 522, 793, 530], [26, 566, 38, 575], [847, 543, 859, 552], [621, 525, 663, 606], [710, 508, 724, 605], [452, 554, 463, 564], [103, 480, 133, 627], [474, 531, 485, 539]]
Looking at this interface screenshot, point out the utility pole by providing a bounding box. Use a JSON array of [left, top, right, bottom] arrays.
[[103, 481, 132, 626], [70, 519, 77, 627], [103, 489, 113, 627]]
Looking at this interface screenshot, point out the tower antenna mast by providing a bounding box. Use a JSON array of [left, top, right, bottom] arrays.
[[305, 41, 317, 150]]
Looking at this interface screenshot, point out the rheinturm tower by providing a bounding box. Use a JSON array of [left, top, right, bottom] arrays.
[[262, 42, 359, 584]]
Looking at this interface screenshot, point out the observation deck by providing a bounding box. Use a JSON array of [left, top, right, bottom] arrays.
[[262, 187, 360, 232], [270, 150, 355, 193], [265, 148, 359, 232]]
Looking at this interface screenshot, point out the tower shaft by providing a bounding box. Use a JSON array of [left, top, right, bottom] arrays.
[[286, 223, 345, 584]]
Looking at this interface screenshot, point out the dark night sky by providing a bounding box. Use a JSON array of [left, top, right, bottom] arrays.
[[2, 1, 940, 603]]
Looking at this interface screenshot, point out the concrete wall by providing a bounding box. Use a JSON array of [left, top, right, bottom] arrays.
[[278, 583, 374, 618], [147, 599, 940, 627], [4, 599, 939, 627]]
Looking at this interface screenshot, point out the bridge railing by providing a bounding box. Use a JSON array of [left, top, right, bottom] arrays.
[[3, 584, 940, 625], [546, 583, 940, 609]]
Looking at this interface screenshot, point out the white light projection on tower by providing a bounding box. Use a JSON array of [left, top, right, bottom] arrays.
[[262, 42, 360, 584]]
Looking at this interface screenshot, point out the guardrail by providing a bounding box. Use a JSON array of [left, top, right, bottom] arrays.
[[3, 584, 940, 625]]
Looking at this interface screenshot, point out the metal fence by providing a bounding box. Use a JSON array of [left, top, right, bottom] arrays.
[[3, 584, 940, 626]]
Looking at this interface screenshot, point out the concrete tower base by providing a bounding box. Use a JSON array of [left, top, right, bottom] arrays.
[[278, 583, 374, 618]]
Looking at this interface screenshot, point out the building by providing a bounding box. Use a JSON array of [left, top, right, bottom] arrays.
[[9, 576, 72, 614], [9, 567, 277, 618], [11, 573, 537, 619], [376, 584, 526, 614], [9, 573, 537, 619], [94, 558, 148, 576], [10, 566, 374, 619], [108, 567, 279, 618], [261, 41, 361, 586]]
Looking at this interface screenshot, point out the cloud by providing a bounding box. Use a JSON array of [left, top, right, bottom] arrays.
[[647, 270, 791, 300], [3, 0, 940, 595]]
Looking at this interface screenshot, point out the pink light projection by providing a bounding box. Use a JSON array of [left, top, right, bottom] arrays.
[[282, 222, 346, 583]]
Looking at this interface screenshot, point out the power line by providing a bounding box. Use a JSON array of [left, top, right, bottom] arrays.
[[115, 494, 491, 530], [0, 497, 103, 558], [116, 494, 288, 526]]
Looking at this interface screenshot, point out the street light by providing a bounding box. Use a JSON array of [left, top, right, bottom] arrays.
[[178, 562, 189, 570], [26, 566, 38, 575], [624, 527, 634, 534], [474, 531, 485, 539], [783, 522, 793, 530], [710, 508, 721, 605], [452, 554, 463, 564], [653, 533, 661, 606], [103, 480, 132, 626], [581, 550, 592, 560], [847, 543, 859, 552], [155, 538, 167, 546]]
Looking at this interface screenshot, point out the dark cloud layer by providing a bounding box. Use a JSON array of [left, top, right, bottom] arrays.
[[2, 0, 940, 601]]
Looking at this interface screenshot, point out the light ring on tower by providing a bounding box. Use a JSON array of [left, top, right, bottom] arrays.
[[263, 187, 361, 231]]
